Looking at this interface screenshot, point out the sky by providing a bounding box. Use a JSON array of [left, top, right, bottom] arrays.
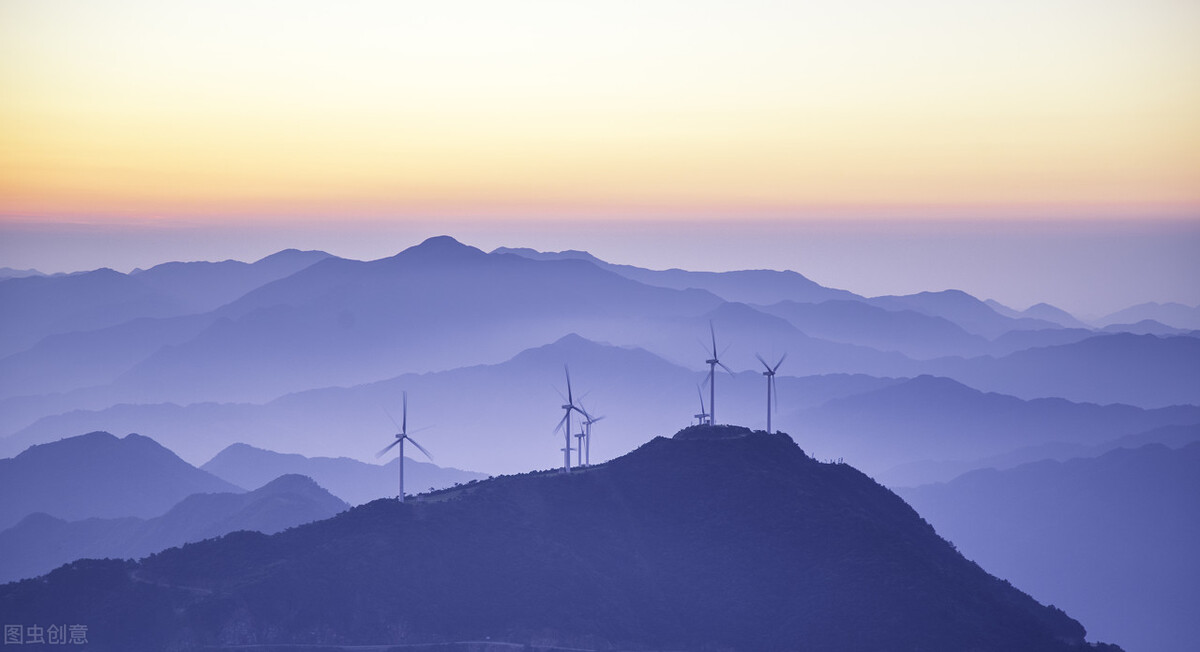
[[2, 0, 1198, 316]]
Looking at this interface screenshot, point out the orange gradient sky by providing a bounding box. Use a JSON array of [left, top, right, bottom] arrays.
[[2, 0, 1199, 222]]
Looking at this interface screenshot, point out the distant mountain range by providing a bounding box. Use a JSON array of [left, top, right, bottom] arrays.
[[759, 298, 990, 359], [201, 442, 486, 505], [899, 442, 1200, 652], [985, 299, 1092, 329], [6, 333, 1196, 478], [2, 237, 1196, 481], [1099, 319, 1195, 336], [1, 333, 907, 473], [3, 237, 1194, 416], [865, 289, 1063, 338], [0, 428, 1117, 652], [1098, 301, 1200, 330], [787, 374, 1200, 483], [0, 267, 47, 281], [491, 245, 862, 305], [0, 432, 239, 531], [883, 422, 1200, 486], [923, 332, 1200, 408], [0, 473, 347, 584], [0, 249, 329, 359]]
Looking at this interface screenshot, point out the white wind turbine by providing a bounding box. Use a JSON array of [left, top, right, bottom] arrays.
[[705, 321, 735, 425], [756, 353, 787, 434], [375, 391, 433, 502], [554, 365, 589, 473], [578, 400, 605, 466], [574, 414, 587, 468]]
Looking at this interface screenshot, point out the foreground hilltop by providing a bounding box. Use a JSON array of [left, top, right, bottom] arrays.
[[0, 428, 1119, 652]]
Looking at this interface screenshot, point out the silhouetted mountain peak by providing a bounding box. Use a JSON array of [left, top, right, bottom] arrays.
[[903, 373, 981, 395], [14, 430, 155, 462], [255, 473, 327, 495], [549, 332, 594, 348], [0, 426, 1105, 651], [252, 248, 331, 266], [1022, 302, 1088, 329], [392, 235, 486, 262], [511, 332, 642, 363]]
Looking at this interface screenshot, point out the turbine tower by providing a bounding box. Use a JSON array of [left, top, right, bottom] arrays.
[[705, 321, 734, 425], [694, 384, 710, 426], [376, 391, 433, 502], [554, 365, 589, 473], [756, 353, 786, 434]]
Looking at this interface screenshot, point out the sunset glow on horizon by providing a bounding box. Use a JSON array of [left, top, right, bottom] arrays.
[[3, 0, 1199, 224], [3, 1, 1200, 316]]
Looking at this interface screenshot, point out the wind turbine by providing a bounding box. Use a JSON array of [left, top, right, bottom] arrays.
[[575, 416, 587, 467], [693, 384, 710, 426], [705, 321, 734, 425], [578, 400, 605, 466], [756, 353, 786, 434], [376, 391, 433, 502], [554, 365, 589, 473]]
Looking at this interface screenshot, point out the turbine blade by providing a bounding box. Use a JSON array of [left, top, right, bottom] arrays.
[[402, 391, 408, 435], [382, 406, 402, 433], [773, 352, 787, 372], [710, 320, 717, 355], [718, 361, 735, 377], [405, 436, 433, 461], [554, 412, 569, 434], [376, 438, 401, 458], [592, 415, 606, 423], [771, 375, 779, 413], [409, 425, 435, 435], [564, 364, 573, 404], [755, 353, 769, 370], [696, 384, 707, 411]]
